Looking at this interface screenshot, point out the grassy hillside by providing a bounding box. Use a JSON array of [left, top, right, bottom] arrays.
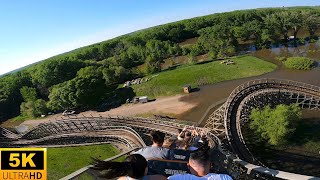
[[47, 144, 119, 179], [133, 55, 277, 98]]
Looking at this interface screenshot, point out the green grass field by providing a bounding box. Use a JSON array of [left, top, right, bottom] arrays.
[[1, 115, 44, 128], [47, 144, 119, 180], [133, 55, 277, 98]]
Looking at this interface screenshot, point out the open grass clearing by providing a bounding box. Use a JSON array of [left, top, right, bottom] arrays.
[[1, 115, 44, 129], [47, 144, 119, 180], [132, 55, 277, 98]]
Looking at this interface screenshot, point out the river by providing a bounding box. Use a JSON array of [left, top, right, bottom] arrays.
[[178, 39, 320, 176], [179, 40, 320, 123]]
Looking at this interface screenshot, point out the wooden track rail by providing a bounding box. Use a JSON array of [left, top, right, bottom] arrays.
[[206, 78, 320, 166], [1, 79, 320, 179]]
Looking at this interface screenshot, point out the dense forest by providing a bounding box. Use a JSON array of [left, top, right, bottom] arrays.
[[1, 7, 320, 121]]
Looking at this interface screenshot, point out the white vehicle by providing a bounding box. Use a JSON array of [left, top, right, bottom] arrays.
[[139, 96, 148, 103], [62, 110, 76, 116]]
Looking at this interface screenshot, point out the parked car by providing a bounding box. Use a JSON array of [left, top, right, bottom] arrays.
[[62, 110, 77, 116], [131, 96, 148, 104]]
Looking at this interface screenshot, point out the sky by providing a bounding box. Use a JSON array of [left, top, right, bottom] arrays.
[[0, 0, 319, 75]]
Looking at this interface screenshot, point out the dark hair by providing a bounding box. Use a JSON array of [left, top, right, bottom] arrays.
[[91, 154, 147, 179], [186, 131, 192, 137], [189, 145, 211, 166], [151, 130, 165, 145], [178, 129, 182, 134]]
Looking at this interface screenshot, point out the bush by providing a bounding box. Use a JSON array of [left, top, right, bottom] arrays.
[[182, 47, 190, 56], [276, 56, 287, 62], [250, 104, 301, 145], [187, 55, 197, 65], [208, 50, 217, 60], [189, 44, 204, 57], [21, 99, 48, 118], [284, 57, 314, 70]]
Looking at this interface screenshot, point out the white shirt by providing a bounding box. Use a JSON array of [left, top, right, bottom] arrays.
[[168, 173, 232, 180]]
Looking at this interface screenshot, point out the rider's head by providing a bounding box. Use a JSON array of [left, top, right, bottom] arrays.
[[188, 146, 211, 177], [150, 130, 165, 146]]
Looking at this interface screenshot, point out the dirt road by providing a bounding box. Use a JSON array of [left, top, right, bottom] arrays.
[[20, 95, 197, 127]]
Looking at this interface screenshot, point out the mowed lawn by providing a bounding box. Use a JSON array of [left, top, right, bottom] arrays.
[[133, 55, 277, 98], [47, 144, 119, 180]]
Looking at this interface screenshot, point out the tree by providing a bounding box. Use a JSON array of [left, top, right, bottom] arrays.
[[47, 81, 78, 111], [102, 66, 129, 85], [145, 55, 162, 74], [189, 44, 204, 57], [47, 75, 108, 111], [30, 59, 86, 88], [250, 104, 301, 145], [302, 11, 320, 38], [20, 86, 37, 102], [168, 25, 184, 42], [73, 77, 106, 108], [264, 11, 291, 41], [20, 99, 47, 118], [0, 71, 32, 120], [198, 24, 238, 57], [77, 66, 102, 79], [2, 7, 320, 121], [169, 44, 182, 56], [233, 20, 263, 42], [289, 11, 304, 40]]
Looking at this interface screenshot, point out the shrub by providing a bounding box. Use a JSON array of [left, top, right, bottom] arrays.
[[187, 55, 197, 65], [208, 50, 217, 60], [298, 38, 305, 45], [167, 58, 175, 67], [182, 47, 190, 55], [284, 57, 314, 70], [189, 44, 204, 57], [21, 99, 48, 118], [276, 56, 287, 62], [250, 104, 301, 145]]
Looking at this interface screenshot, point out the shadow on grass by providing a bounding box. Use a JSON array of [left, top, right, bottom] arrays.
[[161, 64, 182, 73], [161, 58, 217, 72], [287, 118, 320, 146], [195, 59, 215, 65]]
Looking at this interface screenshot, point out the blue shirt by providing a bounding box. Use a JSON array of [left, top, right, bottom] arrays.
[[168, 173, 233, 180]]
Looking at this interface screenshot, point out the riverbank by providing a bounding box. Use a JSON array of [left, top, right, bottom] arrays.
[[133, 55, 277, 98], [2, 55, 276, 128]]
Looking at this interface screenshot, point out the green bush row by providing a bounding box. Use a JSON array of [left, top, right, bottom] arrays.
[[284, 57, 314, 70]]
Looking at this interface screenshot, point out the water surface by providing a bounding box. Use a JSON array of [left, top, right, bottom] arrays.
[[179, 40, 320, 123]]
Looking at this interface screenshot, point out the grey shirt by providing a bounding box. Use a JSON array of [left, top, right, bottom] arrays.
[[134, 146, 170, 159]]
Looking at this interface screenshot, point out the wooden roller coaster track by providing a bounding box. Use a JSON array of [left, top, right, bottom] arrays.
[[1, 78, 320, 179]]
